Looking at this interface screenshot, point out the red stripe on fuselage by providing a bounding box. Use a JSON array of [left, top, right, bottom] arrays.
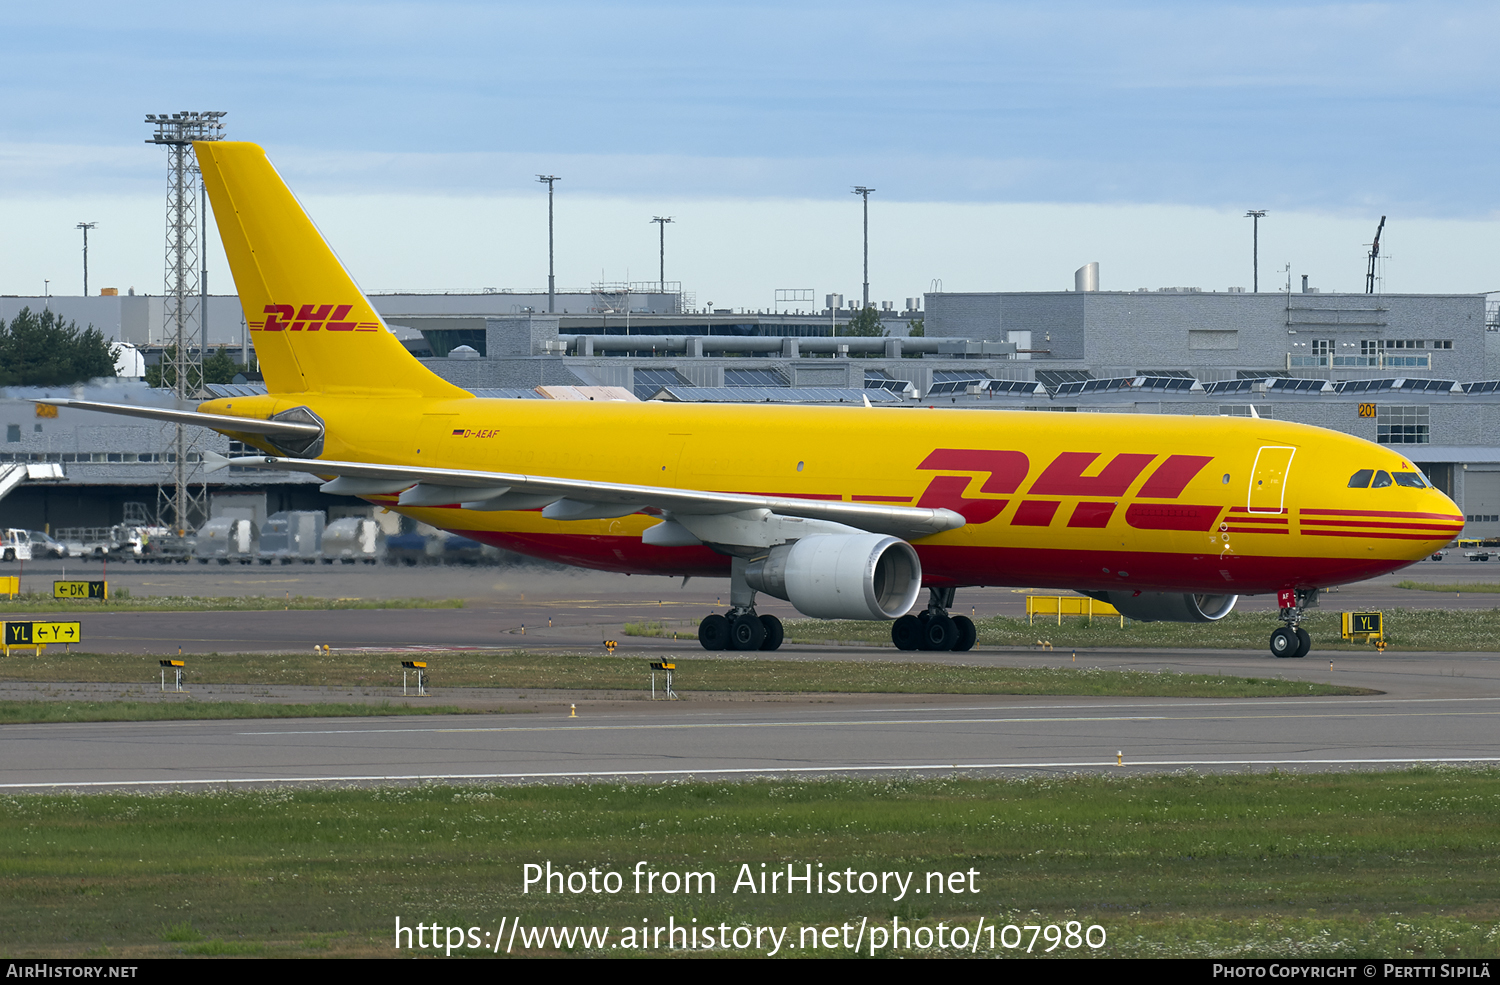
[[1300, 508, 1464, 521], [1299, 519, 1463, 532], [450, 530, 1437, 594], [1301, 529, 1461, 541]]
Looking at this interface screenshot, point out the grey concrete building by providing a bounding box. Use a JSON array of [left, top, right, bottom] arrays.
[[9, 284, 1500, 541]]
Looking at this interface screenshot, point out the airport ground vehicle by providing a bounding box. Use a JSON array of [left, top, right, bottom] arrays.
[[43, 141, 1465, 658], [1, 529, 33, 562], [322, 516, 385, 563], [1457, 539, 1492, 561], [195, 517, 258, 564], [26, 531, 69, 559], [259, 511, 324, 563]]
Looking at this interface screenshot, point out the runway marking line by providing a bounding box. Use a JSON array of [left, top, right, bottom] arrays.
[[235, 708, 1500, 737], [7, 756, 1500, 790]]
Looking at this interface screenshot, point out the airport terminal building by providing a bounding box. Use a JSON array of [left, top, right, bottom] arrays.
[[4, 281, 1500, 539]]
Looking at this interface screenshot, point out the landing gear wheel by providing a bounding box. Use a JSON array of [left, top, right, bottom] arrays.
[[891, 614, 922, 651], [758, 614, 783, 651], [1269, 626, 1300, 658], [951, 615, 977, 652], [729, 612, 767, 651], [698, 614, 730, 651], [919, 612, 959, 651], [1294, 626, 1311, 658]]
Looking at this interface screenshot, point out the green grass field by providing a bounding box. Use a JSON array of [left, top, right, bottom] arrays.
[[4, 770, 1497, 957], [0, 648, 1371, 700], [1397, 580, 1500, 594]]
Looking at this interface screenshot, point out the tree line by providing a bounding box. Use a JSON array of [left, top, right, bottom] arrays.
[[0, 308, 118, 387], [0, 307, 247, 388]]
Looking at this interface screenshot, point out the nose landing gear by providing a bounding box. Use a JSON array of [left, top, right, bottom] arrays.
[[1270, 589, 1317, 658], [892, 587, 976, 652]]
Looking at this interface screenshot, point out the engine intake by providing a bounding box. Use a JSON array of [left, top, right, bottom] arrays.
[[1087, 591, 1238, 623], [745, 534, 922, 620]]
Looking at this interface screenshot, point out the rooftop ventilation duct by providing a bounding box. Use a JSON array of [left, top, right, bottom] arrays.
[[1075, 262, 1099, 292]]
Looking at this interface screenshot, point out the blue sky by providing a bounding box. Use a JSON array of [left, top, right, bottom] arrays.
[[3, 2, 1498, 304]]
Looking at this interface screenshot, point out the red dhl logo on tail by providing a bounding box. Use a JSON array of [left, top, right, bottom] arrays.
[[250, 304, 380, 332]]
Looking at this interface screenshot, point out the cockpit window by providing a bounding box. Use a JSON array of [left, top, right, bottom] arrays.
[[1371, 470, 1393, 488], [1347, 469, 1374, 488], [1392, 472, 1428, 488]]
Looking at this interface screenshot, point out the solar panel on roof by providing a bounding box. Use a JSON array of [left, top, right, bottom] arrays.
[[1332, 378, 1397, 393], [1204, 379, 1255, 394], [926, 379, 986, 395], [1135, 376, 1198, 391], [202, 383, 269, 398], [724, 368, 789, 387], [1053, 377, 1136, 396], [981, 380, 1045, 395], [1267, 377, 1332, 392], [649, 386, 899, 404], [468, 388, 546, 399]]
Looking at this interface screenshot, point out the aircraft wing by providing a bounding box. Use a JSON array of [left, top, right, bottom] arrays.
[[212, 453, 965, 541]]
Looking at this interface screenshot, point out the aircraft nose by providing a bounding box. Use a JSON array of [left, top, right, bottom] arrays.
[[1425, 486, 1465, 542]]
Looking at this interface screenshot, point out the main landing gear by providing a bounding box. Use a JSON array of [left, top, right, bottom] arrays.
[[697, 557, 784, 651], [891, 587, 976, 652], [1269, 588, 1318, 658]]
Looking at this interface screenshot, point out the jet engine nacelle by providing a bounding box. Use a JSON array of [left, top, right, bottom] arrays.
[[1087, 591, 1239, 623], [745, 534, 922, 620]]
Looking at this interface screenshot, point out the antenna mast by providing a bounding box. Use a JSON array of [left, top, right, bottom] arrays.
[[1365, 215, 1387, 294]]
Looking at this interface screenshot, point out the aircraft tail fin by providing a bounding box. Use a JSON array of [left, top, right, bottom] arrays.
[[194, 141, 468, 399]]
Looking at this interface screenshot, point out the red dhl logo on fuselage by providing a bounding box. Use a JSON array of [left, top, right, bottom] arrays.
[[250, 304, 380, 332], [913, 448, 1223, 530], [909, 449, 1461, 536]]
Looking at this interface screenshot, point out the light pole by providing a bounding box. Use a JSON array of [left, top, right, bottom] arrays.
[[853, 186, 874, 309], [1245, 210, 1267, 292], [76, 222, 97, 296], [650, 216, 673, 292], [537, 175, 560, 313]]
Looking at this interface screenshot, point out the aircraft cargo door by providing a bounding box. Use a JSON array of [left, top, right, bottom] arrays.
[[1248, 446, 1296, 514]]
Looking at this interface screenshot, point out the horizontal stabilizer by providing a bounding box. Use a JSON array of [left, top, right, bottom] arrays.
[[35, 399, 322, 440]]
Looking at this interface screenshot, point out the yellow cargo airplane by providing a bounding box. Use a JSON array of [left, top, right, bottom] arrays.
[[43, 142, 1465, 659]]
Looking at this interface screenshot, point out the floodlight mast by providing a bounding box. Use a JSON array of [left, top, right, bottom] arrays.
[[144, 110, 226, 533], [537, 175, 560, 313], [651, 216, 674, 292], [1245, 210, 1267, 292], [853, 186, 875, 309], [76, 222, 96, 296]]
